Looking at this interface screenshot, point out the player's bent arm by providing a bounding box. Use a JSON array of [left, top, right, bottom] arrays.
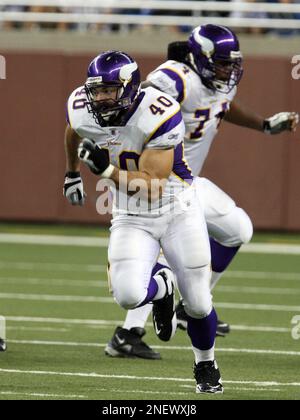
[[64, 124, 83, 172], [225, 99, 299, 135], [224, 99, 264, 131], [110, 148, 174, 202]]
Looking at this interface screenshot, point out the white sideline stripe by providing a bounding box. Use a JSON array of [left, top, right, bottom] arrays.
[[231, 325, 290, 333], [1, 276, 300, 294], [1, 259, 300, 282], [2, 278, 300, 296], [241, 243, 300, 255], [0, 233, 109, 247], [5, 316, 291, 333], [7, 339, 300, 357], [0, 277, 107, 288], [1, 368, 300, 388], [7, 326, 70, 332], [223, 271, 300, 282], [0, 261, 106, 272], [0, 292, 113, 303], [6, 316, 121, 325], [215, 302, 300, 312], [0, 391, 86, 399], [1, 233, 300, 255], [179, 385, 281, 393], [2, 292, 300, 312], [216, 285, 300, 296]]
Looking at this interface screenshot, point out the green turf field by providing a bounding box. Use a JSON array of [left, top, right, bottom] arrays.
[[0, 224, 300, 400]]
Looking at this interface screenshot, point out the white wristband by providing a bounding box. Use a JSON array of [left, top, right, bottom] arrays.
[[101, 164, 115, 179]]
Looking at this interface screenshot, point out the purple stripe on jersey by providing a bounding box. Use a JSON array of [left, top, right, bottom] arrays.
[[161, 68, 185, 103], [173, 143, 193, 184], [148, 110, 182, 142], [66, 102, 70, 125]]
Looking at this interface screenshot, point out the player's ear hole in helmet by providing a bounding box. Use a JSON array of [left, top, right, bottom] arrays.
[[85, 51, 141, 126], [187, 24, 243, 94]]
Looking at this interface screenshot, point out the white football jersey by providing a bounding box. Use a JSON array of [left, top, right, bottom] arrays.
[[67, 85, 193, 216], [147, 60, 237, 176]]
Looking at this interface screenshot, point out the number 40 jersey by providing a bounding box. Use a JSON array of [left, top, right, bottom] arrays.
[[67, 85, 193, 216], [147, 60, 237, 177]]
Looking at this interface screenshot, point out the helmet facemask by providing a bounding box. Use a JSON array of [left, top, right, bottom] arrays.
[[85, 78, 132, 125]]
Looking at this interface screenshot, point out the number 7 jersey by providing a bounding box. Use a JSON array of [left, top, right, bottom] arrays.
[[147, 60, 237, 176], [67, 85, 193, 216]]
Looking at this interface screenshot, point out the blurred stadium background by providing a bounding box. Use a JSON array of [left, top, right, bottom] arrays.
[[0, 0, 300, 401]]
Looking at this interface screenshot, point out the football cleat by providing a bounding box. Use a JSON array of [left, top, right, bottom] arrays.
[[176, 299, 230, 337], [194, 360, 223, 394], [0, 338, 7, 352], [152, 270, 177, 342], [104, 326, 161, 360]]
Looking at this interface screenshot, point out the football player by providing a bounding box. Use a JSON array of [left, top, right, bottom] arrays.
[[104, 24, 299, 360], [64, 51, 223, 393]]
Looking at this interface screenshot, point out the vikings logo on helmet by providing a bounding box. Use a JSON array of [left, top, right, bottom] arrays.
[[85, 51, 141, 126], [188, 24, 243, 94]]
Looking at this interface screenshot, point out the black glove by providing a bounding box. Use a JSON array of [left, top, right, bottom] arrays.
[[263, 112, 299, 135], [78, 139, 112, 176], [63, 172, 86, 206]]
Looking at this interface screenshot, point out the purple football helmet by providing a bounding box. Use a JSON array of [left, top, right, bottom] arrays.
[[85, 51, 141, 126], [188, 25, 243, 93]]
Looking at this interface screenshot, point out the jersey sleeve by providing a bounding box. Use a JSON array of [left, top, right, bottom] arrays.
[[66, 86, 87, 132], [147, 62, 186, 104], [140, 88, 185, 150]]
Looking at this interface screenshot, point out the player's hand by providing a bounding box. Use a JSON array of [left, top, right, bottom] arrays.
[[63, 172, 86, 206], [78, 139, 113, 177], [263, 112, 299, 135]]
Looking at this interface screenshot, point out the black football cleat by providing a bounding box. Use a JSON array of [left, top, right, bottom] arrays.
[[152, 270, 177, 342], [176, 299, 230, 337], [0, 338, 7, 352], [105, 326, 161, 360], [194, 360, 223, 394]]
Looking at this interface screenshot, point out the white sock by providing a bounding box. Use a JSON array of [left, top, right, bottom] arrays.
[[210, 272, 223, 291], [123, 304, 152, 330], [152, 272, 167, 300], [192, 345, 215, 364]]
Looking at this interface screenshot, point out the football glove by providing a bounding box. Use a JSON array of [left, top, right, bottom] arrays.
[[263, 112, 299, 135], [78, 139, 114, 178], [63, 172, 86, 206]]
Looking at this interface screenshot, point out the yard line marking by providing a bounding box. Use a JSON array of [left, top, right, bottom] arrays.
[[2, 276, 300, 293], [179, 385, 280, 393], [231, 325, 290, 333], [241, 243, 300, 255], [0, 259, 300, 282], [0, 293, 113, 303], [3, 316, 294, 334], [215, 302, 300, 312], [0, 233, 109, 247], [0, 391, 86, 399], [7, 326, 69, 332], [1, 233, 300, 255], [7, 339, 300, 357], [6, 316, 121, 325], [0, 277, 107, 288], [95, 388, 190, 397], [2, 293, 300, 312], [0, 261, 106, 272], [1, 368, 300, 387], [223, 271, 300, 282], [216, 285, 300, 296]]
